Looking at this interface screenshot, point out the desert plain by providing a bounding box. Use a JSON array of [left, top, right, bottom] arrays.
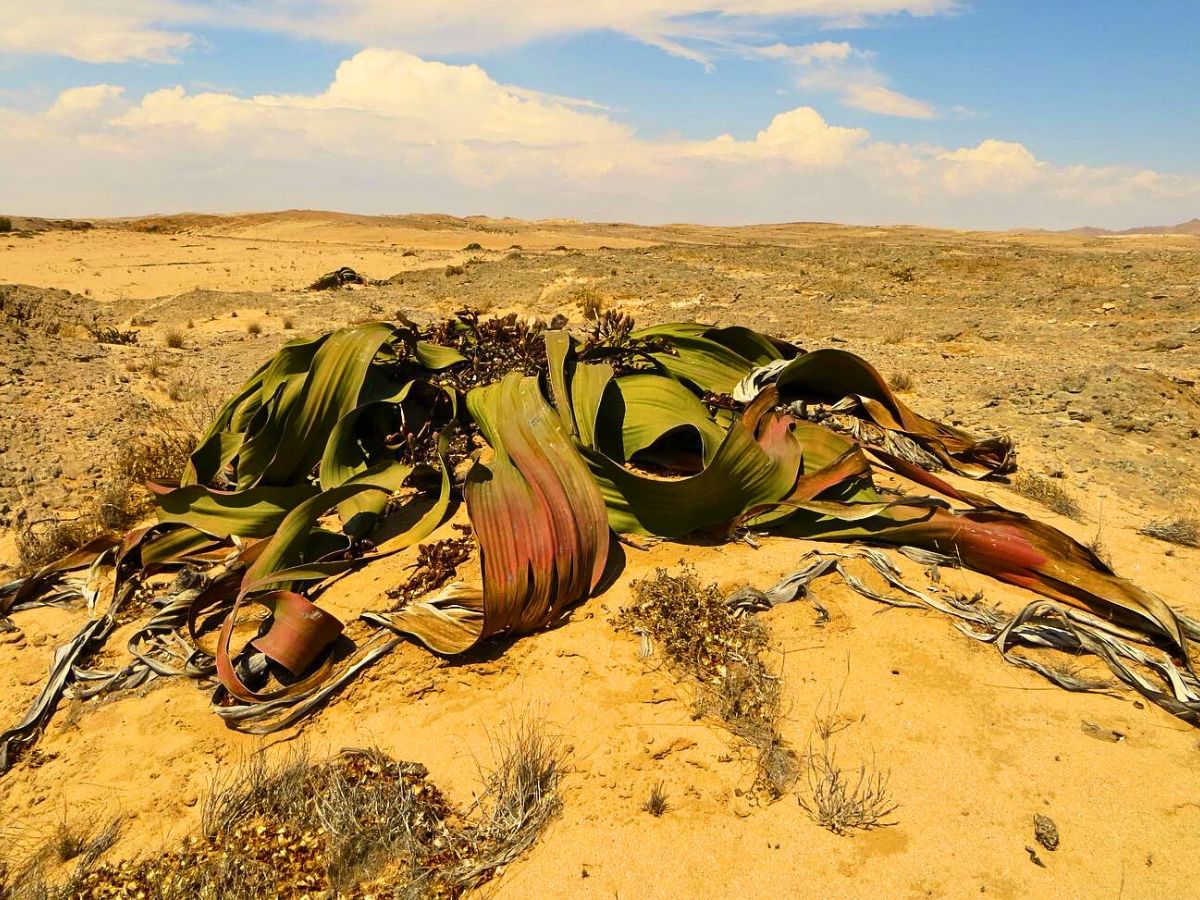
[[1, 210, 1199, 898]]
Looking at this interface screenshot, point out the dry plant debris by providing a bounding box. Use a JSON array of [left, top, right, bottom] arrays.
[[1033, 814, 1060, 851], [1, 721, 563, 899], [386, 530, 475, 607], [308, 267, 369, 291], [614, 567, 796, 800]]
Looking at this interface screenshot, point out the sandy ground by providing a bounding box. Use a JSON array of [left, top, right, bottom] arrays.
[[2, 211, 1199, 898]]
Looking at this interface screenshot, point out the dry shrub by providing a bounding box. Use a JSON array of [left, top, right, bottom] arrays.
[[795, 688, 897, 836], [97, 403, 207, 529], [16, 402, 206, 573], [246, 321, 263, 336], [888, 371, 915, 392], [1139, 518, 1199, 548], [880, 325, 907, 345], [2, 727, 564, 899], [615, 566, 796, 799], [445, 264, 465, 277], [163, 328, 185, 349], [15, 518, 104, 577], [463, 242, 483, 251], [282, 315, 295, 330], [86, 324, 138, 345], [1013, 472, 1082, 520]]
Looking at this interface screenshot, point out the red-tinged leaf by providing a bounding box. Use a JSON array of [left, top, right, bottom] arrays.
[[374, 372, 610, 653]]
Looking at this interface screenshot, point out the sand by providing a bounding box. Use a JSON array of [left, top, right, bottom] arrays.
[[2, 211, 1199, 898]]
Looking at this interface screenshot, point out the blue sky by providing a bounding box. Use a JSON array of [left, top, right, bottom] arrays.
[[1, 1, 1197, 227]]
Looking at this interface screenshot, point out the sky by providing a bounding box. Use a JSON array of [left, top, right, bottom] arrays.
[[1, 1, 1198, 229]]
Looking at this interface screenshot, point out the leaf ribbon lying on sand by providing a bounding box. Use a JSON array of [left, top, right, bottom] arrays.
[[3, 312, 1197, 767], [746, 348, 1015, 478]]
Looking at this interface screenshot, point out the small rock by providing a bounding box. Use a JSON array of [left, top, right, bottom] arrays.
[[1034, 814, 1059, 851], [1080, 720, 1124, 743]]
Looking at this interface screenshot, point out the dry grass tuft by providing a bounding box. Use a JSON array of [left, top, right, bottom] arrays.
[[53, 815, 111, 864], [163, 327, 185, 349], [2, 815, 122, 898], [1013, 472, 1083, 521], [575, 287, 605, 321], [888, 371, 915, 392], [798, 736, 897, 835], [642, 782, 668, 817], [1139, 517, 1200, 548], [282, 315, 295, 330], [15, 517, 104, 578], [246, 320, 263, 336], [445, 264, 465, 277], [615, 566, 796, 800], [3, 729, 564, 899]]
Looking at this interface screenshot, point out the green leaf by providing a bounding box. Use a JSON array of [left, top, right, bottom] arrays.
[[582, 416, 801, 537], [593, 373, 726, 465], [634, 323, 759, 394], [243, 460, 410, 589], [415, 340, 467, 370], [261, 322, 397, 485], [154, 483, 321, 538]]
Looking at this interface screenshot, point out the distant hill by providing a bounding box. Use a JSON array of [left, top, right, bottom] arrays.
[[1061, 217, 1200, 237]]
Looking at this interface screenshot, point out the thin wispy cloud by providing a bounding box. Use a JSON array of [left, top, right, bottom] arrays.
[[0, 1, 959, 63], [757, 41, 937, 118]]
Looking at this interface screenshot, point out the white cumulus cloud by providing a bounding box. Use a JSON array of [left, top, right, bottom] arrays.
[[1, 51, 1196, 231], [939, 139, 1041, 192]]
